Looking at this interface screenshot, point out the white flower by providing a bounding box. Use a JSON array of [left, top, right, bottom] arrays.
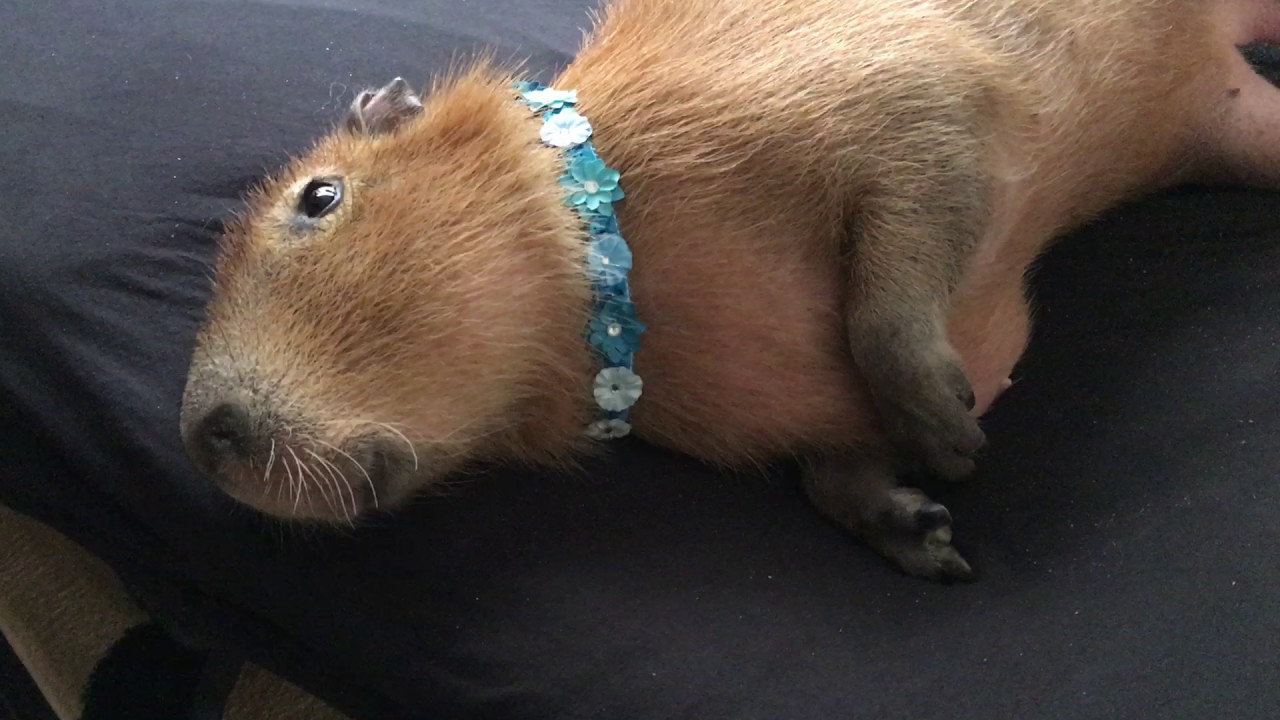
[[522, 87, 577, 110], [540, 109, 593, 148], [586, 418, 632, 440], [592, 367, 643, 412]]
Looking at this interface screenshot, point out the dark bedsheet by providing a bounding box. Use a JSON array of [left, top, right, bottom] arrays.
[[1, 1, 1277, 717]]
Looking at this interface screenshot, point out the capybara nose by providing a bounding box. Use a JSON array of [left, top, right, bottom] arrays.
[[187, 400, 254, 474]]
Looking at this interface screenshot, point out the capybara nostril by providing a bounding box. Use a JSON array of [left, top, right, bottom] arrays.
[[188, 401, 254, 474]]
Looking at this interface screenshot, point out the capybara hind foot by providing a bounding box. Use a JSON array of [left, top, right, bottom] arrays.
[[803, 453, 975, 583]]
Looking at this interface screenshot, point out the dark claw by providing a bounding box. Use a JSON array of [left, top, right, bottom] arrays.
[[914, 502, 952, 532], [959, 386, 976, 411]]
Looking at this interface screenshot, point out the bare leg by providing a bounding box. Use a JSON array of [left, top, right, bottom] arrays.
[[802, 452, 974, 582]]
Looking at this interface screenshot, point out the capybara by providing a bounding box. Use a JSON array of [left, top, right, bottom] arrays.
[[180, 0, 1280, 581]]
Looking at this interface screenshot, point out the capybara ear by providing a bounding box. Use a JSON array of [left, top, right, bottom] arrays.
[[344, 77, 423, 136]]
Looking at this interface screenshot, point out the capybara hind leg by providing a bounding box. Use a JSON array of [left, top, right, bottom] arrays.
[[802, 453, 974, 583]]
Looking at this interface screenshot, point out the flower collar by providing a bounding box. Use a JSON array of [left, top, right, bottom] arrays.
[[515, 81, 645, 440]]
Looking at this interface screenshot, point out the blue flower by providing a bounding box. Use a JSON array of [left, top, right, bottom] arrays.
[[560, 154, 625, 215], [593, 367, 643, 412], [586, 233, 633, 285], [513, 80, 546, 94], [540, 108, 593, 147], [585, 418, 632, 440], [587, 213, 620, 236], [588, 297, 645, 363], [522, 87, 578, 111]]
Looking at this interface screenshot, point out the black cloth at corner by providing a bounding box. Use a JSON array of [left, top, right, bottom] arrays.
[[1, 1, 1278, 718]]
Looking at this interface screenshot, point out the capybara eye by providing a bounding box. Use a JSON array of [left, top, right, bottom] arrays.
[[299, 178, 343, 219]]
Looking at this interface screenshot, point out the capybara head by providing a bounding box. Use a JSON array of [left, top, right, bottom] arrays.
[[180, 67, 595, 523]]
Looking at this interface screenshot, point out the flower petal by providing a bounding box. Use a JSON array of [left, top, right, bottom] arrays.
[[589, 216, 618, 235], [593, 367, 643, 411], [593, 235, 632, 270], [596, 170, 620, 189], [541, 110, 593, 147], [586, 418, 631, 440], [523, 87, 578, 111]]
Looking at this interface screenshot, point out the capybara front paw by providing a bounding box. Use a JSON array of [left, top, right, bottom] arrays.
[[876, 352, 986, 481]]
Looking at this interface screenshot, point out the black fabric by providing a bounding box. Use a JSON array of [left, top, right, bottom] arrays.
[[80, 622, 211, 720], [2, 2, 1279, 718]]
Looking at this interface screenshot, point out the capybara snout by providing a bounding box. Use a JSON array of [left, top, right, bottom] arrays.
[[180, 334, 425, 520]]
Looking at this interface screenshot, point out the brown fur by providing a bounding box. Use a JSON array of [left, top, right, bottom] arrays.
[[181, 0, 1280, 578]]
